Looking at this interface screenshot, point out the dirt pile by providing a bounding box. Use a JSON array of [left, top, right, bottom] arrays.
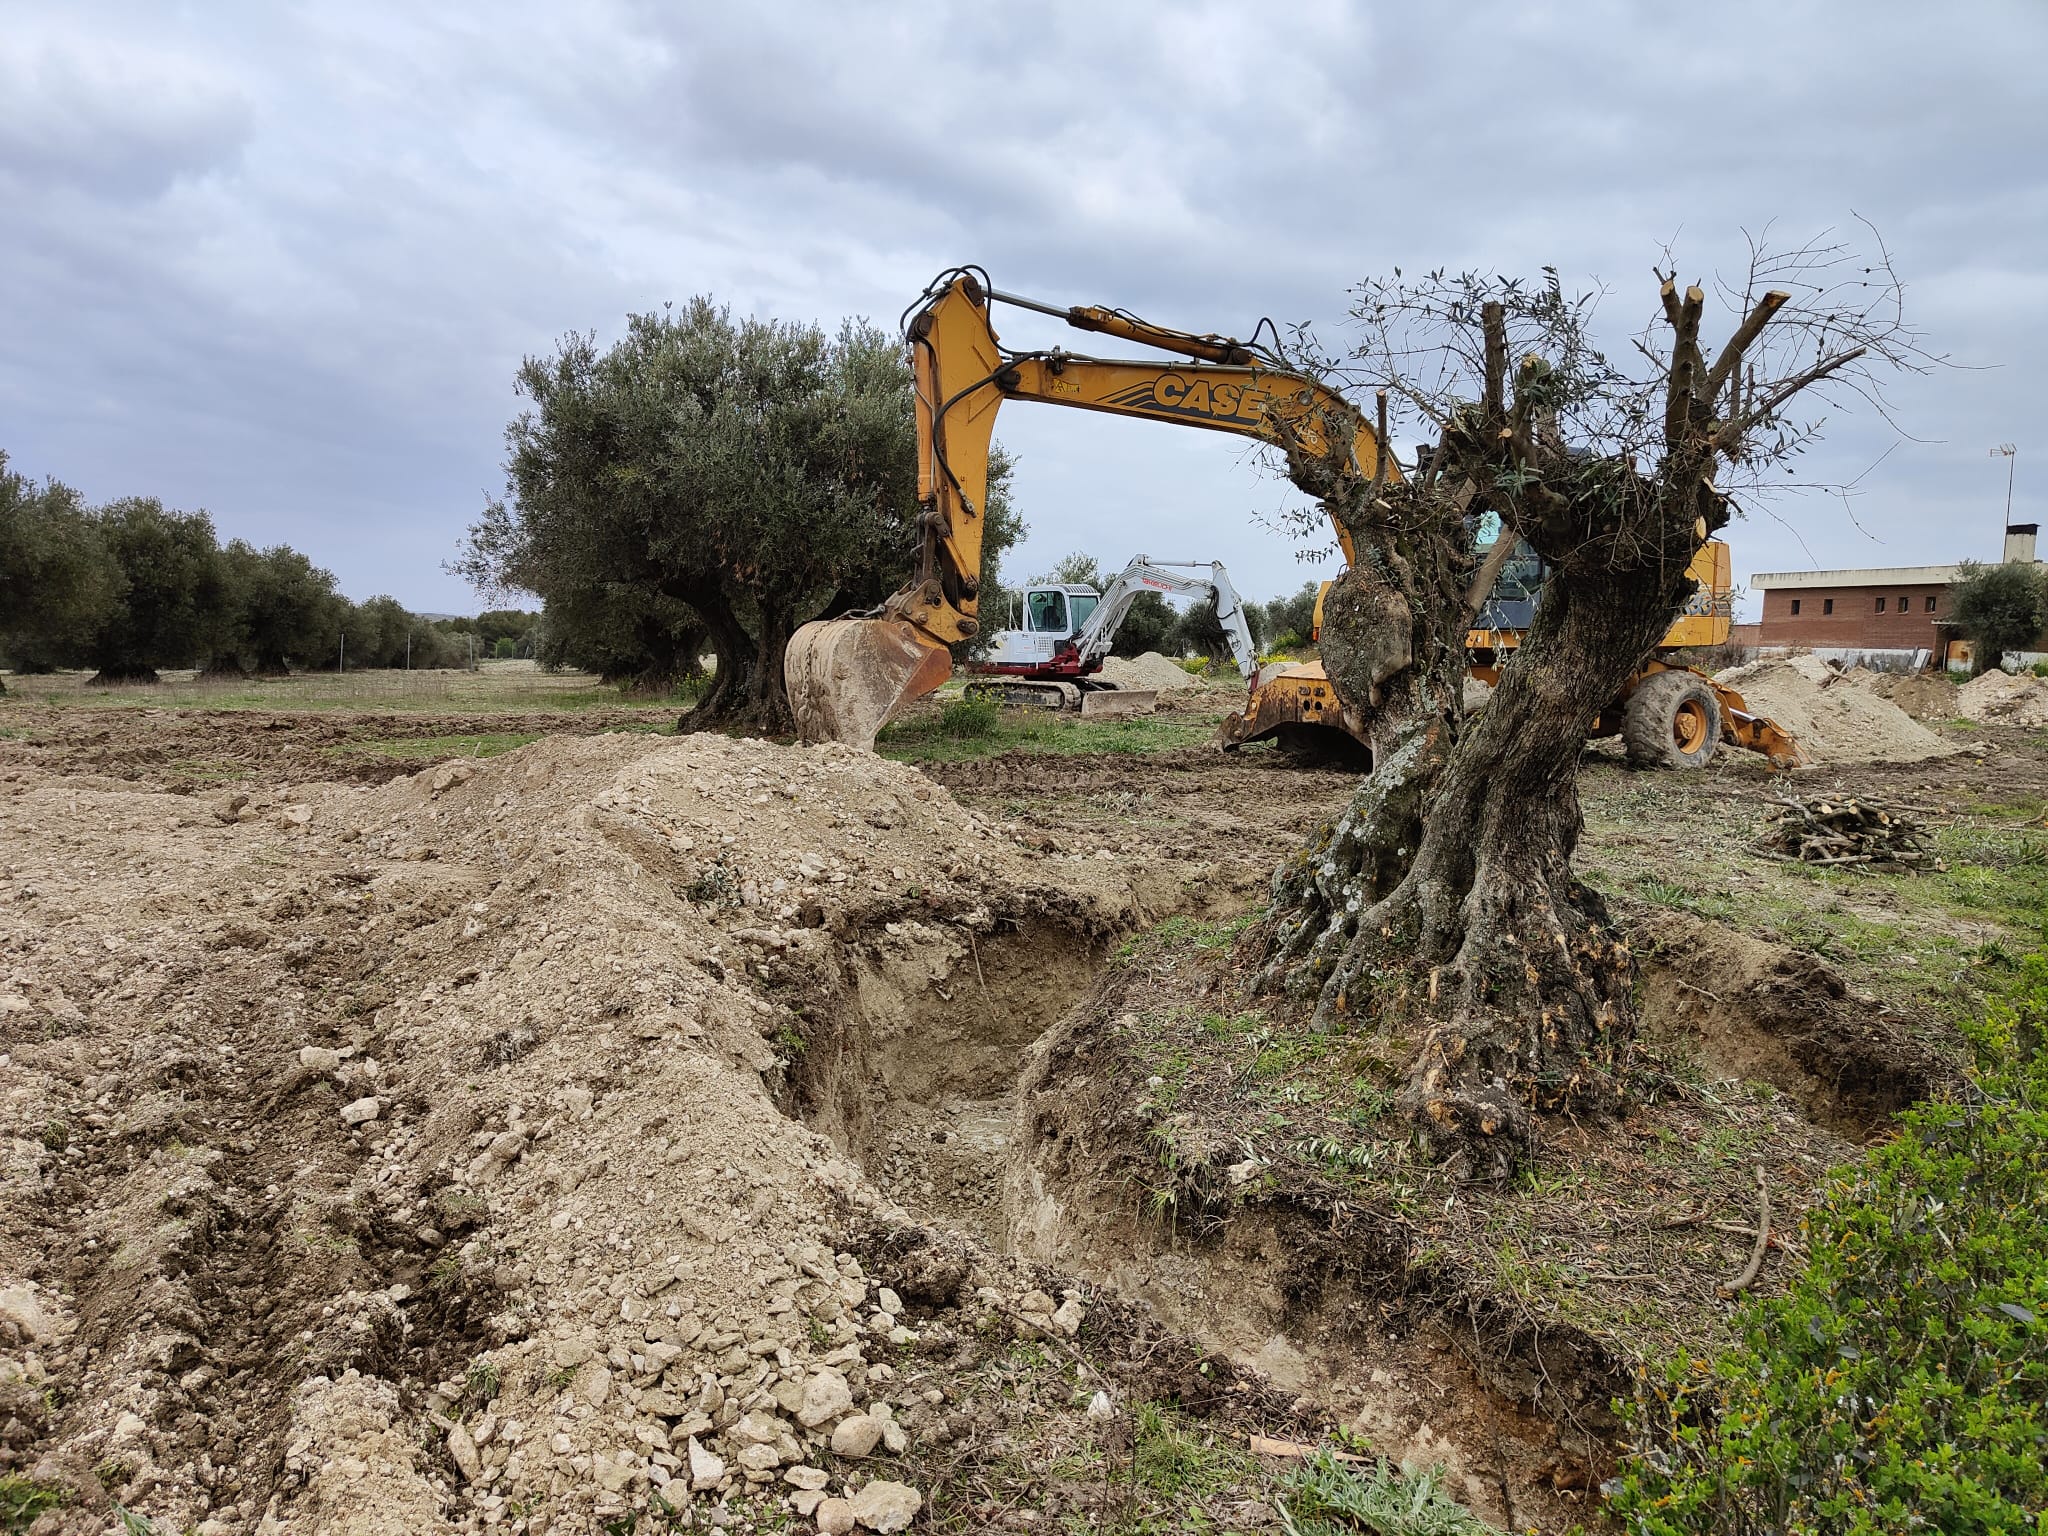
[[1097, 652, 1212, 692], [1714, 654, 1957, 764], [1855, 668, 1959, 721], [1957, 669, 2048, 727], [0, 733, 1157, 1535]]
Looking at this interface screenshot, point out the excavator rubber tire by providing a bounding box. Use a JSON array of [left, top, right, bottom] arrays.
[[1622, 670, 1721, 769]]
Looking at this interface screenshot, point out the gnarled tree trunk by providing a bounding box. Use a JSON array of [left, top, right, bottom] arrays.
[[1247, 273, 1872, 1179]]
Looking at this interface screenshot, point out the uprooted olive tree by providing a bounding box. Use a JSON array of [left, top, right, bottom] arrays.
[[1250, 238, 1924, 1178]]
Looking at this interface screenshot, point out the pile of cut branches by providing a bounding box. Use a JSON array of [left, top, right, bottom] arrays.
[[1753, 793, 1933, 870]]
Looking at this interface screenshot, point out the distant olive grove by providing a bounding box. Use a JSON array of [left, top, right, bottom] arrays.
[[0, 449, 532, 690]]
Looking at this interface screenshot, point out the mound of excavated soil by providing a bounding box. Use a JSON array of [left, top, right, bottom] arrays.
[[1957, 669, 2048, 727], [1714, 655, 1958, 765], [1097, 651, 1211, 692], [1855, 669, 1961, 721], [0, 733, 1155, 1535]]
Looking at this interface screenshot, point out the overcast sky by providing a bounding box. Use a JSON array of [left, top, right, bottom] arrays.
[[3, 2, 2042, 619]]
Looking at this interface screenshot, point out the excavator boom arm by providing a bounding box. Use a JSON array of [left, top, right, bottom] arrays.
[[1075, 559, 1259, 681], [899, 274, 1374, 647], [789, 270, 1385, 749]]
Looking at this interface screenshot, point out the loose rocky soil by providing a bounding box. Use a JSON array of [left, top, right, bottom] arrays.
[[1, 702, 2039, 1534]]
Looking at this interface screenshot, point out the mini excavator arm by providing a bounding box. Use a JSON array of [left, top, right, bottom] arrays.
[[1073, 558, 1259, 682], [785, 269, 1384, 748]]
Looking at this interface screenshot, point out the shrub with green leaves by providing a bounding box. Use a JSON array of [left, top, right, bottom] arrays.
[[1280, 1450, 1498, 1534], [1611, 955, 2048, 1534], [938, 692, 1001, 739]]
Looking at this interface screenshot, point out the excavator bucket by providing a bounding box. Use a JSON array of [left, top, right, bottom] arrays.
[[785, 617, 953, 751]]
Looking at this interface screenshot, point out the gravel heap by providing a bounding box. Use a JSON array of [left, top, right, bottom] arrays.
[[1097, 652, 1218, 692], [1956, 668, 2048, 727], [1715, 655, 1958, 765]]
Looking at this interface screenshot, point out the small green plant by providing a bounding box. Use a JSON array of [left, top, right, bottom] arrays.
[[0, 1474, 67, 1530], [39, 1119, 69, 1152], [683, 860, 738, 906], [937, 691, 1001, 739], [1130, 1401, 1251, 1499], [1279, 1449, 1498, 1534], [463, 1359, 501, 1409]]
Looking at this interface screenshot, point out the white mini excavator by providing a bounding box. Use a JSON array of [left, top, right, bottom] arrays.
[[965, 557, 1256, 716]]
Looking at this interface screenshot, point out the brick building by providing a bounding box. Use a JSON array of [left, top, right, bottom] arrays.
[[1752, 524, 2041, 665]]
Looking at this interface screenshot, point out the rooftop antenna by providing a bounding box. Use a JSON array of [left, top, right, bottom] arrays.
[[1992, 443, 2018, 547]]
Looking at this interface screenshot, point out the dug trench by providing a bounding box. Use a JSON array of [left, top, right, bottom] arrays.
[[0, 726, 1955, 1535], [780, 859, 1952, 1531]]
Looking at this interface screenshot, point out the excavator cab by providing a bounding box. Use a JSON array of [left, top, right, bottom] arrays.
[[986, 584, 1101, 669]]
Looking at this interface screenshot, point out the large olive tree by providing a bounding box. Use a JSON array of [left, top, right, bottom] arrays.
[[463, 301, 1021, 728], [1251, 235, 1925, 1177]]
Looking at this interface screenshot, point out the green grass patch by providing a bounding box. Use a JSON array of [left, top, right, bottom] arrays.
[[332, 731, 544, 761], [878, 707, 1219, 763], [1612, 952, 2048, 1534]]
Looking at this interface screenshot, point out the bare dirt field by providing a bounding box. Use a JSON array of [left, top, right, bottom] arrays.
[[2, 667, 2043, 1533]]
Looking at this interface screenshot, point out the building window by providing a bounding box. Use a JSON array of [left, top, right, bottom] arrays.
[[1926, 594, 1937, 613], [1875, 596, 1886, 612], [1790, 598, 1802, 616], [1823, 598, 1834, 615]]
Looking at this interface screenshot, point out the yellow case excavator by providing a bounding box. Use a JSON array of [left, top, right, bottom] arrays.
[[786, 267, 1799, 770]]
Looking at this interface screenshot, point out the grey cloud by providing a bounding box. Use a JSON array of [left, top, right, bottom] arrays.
[[0, 29, 250, 200], [0, 0, 2041, 612]]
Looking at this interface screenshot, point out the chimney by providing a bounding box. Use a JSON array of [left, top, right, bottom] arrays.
[[2006, 523, 2039, 564]]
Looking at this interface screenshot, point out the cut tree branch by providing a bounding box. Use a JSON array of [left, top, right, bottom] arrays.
[[1717, 1166, 1772, 1297], [1704, 289, 1791, 400], [1717, 345, 1870, 450], [1482, 301, 1507, 423]]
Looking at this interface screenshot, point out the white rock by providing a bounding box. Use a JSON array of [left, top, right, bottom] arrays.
[[737, 1442, 783, 1471], [792, 1488, 827, 1517], [732, 1409, 786, 1445], [1017, 1290, 1054, 1317], [783, 1464, 830, 1490], [1086, 1390, 1115, 1420], [340, 1096, 381, 1126], [299, 1046, 342, 1074], [0, 1285, 53, 1344], [874, 1287, 902, 1317], [1050, 1298, 1086, 1338], [447, 1422, 482, 1483], [878, 1417, 907, 1454], [816, 1498, 857, 1535], [687, 1436, 725, 1490], [796, 1367, 854, 1428], [831, 1414, 881, 1458], [850, 1479, 923, 1532], [573, 1361, 612, 1408]]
